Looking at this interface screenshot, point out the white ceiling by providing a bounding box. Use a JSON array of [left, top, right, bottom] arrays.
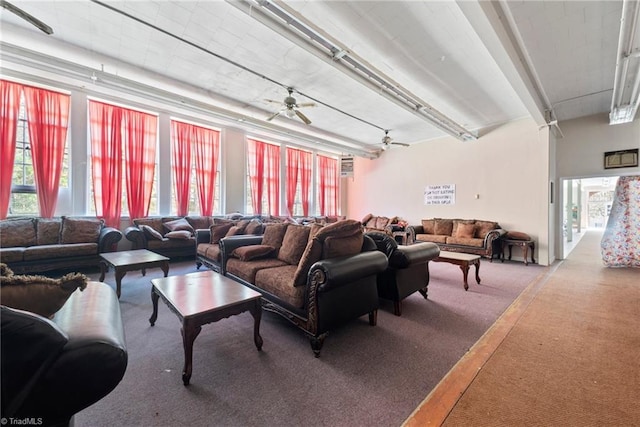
[[0, 0, 629, 157]]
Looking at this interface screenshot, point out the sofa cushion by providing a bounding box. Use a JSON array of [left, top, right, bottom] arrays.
[[232, 245, 275, 261], [323, 234, 364, 259], [315, 219, 362, 240], [226, 257, 288, 284], [225, 226, 244, 237], [474, 220, 498, 239], [23, 243, 99, 261], [165, 230, 192, 239], [0, 248, 25, 263], [361, 213, 373, 225], [244, 219, 263, 235], [197, 243, 221, 261], [375, 216, 390, 230], [434, 219, 454, 236], [61, 217, 103, 244], [416, 234, 448, 244], [277, 224, 311, 265], [445, 236, 485, 247], [255, 265, 305, 308], [293, 238, 323, 287], [421, 219, 436, 234], [141, 224, 164, 240], [147, 238, 193, 251], [261, 223, 289, 252], [0, 218, 36, 247], [454, 222, 476, 239], [36, 218, 61, 245], [133, 218, 164, 235], [0, 271, 87, 318], [185, 216, 211, 231], [210, 223, 234, 243], [507, 231, 531, 241], [163, 218, 194, 234]]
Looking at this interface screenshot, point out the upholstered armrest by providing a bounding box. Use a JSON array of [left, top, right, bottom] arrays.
[[484, 228, 507, 247], [218, 235, 265, 254], [405, 225, 417, 244], [195, 229, 211, 245], [125, 225, 147, 249], [98, 226, 123, 252], [310, 251, 388, 293], [389, 242, 440, 268]]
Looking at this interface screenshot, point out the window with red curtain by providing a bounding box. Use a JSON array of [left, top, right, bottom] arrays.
[[22, 86, 70, 218], [247, 138, 280, 216], [171, 120, 220, 216], [318, 155, 339, 216], [89, 100, 157, 226], [0, 80, 23, 219], [286, 147, 312, 216]]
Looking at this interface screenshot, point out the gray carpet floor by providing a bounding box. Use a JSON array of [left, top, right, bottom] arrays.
[[75, 256, 545, 427]]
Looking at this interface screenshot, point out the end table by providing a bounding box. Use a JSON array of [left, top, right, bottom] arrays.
[[501, 239, 536, 265]]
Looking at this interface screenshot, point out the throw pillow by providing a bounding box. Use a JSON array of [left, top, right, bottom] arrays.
[[315, 219, 362, 240], [434, 219, 454, 236], [185, 216, 211, 231], [244, 219, 264, 235], [0, 271, 88, 318], [455, 222, 476, 239], [0, 218, 37, 248], [361, 213, 373, 225], [293, 238, 323, 286], [210, 223, 234, 244], [323, 233, 364, 259], [232, 245, 275, 261], [141, 224, 164, 240], [475, 220, 498, 238], [225, 226, 243, 237], [421, 219, 436, 234], [60, 217, 103, 244], [261, 223, 289, 251], [277, 224, 311, 265], [165, 230, 192, 240], [36, 218, 61, 245], [163, 218, 194, 234], [507, 231, 531, 241]]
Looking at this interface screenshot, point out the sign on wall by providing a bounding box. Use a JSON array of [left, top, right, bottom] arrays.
[[424, 184, 456, 205]]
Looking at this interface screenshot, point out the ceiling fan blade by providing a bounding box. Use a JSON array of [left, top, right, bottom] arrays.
[[1, 0, 53, 34], [264, 99, 283, 105], [296, 102, 316, 108], [294, 109, 312, 125], [266, 111, 282, 121], [391, 142, 410, 147]]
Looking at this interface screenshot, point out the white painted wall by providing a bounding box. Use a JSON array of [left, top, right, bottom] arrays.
[[345, 118, 553, 265]]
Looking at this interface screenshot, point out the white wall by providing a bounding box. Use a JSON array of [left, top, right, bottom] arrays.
[[345, 118, 553, 265]]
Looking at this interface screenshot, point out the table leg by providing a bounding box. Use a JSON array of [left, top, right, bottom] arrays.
[[459, 264, 470, 291], [508, 245, 513, 261], [530, 242, 536, 264], [149, 287, 159, 326], [523, 244, 529, 266], [99, 261, 108, 282], [474, 261, 481, 284], [114, 268, 126, 299], [181, 320, 202, 386], [249, 300, 263, 351], [161, 260, 170, 277]]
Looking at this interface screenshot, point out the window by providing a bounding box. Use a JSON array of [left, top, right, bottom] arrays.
[[10, 91, 69, 216]]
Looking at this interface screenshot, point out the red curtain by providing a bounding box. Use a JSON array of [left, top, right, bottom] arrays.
[[22, 86, 70, 218], [318, 155, 339, 216], [124, 109, 157, 220], [286, 147, 312, 216], [89, 100, 123, 228], [193, 125, 220, 215], [171, 121, 192, 216], [0, 80, 23, 219], [264, 141, 280, 216], [247, 138, 264, 215]]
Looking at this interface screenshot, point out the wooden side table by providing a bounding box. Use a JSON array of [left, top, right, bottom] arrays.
[[501, 239, 536, 265]]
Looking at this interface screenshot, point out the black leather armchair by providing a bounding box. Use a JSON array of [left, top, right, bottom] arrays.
[[366, 232, 440, 316], [1, 281, 127, 426]]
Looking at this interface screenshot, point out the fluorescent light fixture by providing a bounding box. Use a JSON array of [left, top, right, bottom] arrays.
[[610, 0, 640, 125], [610, 105, 637, 124]]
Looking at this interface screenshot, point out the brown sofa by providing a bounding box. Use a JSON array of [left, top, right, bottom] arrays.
[[0, 217, 123, 274], [202, 220, 388, 356], [361, 214, 413, 244], [409, 218, 506, 259]]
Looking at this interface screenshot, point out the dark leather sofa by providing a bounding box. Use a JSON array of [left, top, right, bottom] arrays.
[[366, 232, 441, 316], [211, 220, 388, 356], [1, 281, 127, 426]]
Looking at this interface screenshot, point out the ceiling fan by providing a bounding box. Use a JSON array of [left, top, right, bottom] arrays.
[[0, 0, 53, 34], [380, 130, 410, 150], [265, 87, 316, 125]]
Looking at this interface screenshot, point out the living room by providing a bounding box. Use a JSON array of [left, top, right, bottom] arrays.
[[1, 1, 640, 426]]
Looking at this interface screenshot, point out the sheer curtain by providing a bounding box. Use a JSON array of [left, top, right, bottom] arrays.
[[264, 142, 280, 216], [124, 109, 157, 220], [318, 155, 338, 216], [23, 86, 70, 218], [286, 147, 300, 216], [0, 80, 23, 219], [171, 121, 192, 216], [193, 125, 220, 216], [299, 149, 311, 216], [89, 100, 123, 228], [247, 139, 265, 215], [600, 175, 640, 267]]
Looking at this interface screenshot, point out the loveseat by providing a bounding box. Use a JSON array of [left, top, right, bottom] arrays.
[[203, 220, 388, 356], [361, 214, 413, 244], [0, 217, 123, 274], [409, 218, 506, 260], [1, 274, 127, 426]]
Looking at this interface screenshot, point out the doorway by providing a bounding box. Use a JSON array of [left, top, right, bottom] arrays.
[[561, 176, 618, 258]]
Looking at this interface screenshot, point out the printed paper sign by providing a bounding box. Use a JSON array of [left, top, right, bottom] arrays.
[[424, 184, 456, 205]]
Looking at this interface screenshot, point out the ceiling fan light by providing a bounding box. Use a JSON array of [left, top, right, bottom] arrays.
[[285, 109, 296, 118]]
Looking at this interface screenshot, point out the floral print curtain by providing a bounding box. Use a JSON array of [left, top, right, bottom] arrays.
[[600, 175, 640, 267]]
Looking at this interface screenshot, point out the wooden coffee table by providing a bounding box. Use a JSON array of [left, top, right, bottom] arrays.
[[149, 270, 263, 386], [432, 250, 481, 291], [100, 249, 170, 298]]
